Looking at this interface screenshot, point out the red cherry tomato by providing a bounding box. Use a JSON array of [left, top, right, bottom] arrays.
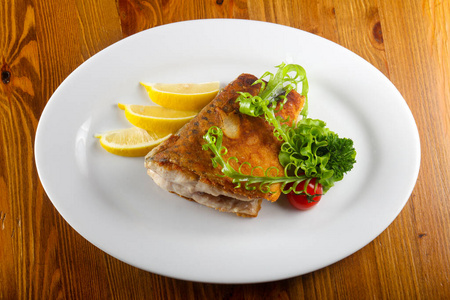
[[287, 178, 323, 210]]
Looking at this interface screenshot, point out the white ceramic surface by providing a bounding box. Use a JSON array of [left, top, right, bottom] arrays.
[[35, 19, 420, 284]]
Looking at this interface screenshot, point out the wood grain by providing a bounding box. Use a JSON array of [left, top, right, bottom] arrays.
[[1, 0, 449, 299]]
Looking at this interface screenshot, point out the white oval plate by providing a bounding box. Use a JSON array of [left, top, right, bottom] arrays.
[[35, 19, 420, 284]]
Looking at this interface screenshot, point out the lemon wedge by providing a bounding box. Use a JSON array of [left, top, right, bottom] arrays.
[[118, 103, 196, 134], [140, 81, 220, 111], [95, 127, 171, 157]]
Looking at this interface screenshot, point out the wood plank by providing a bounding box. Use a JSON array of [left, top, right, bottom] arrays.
[[118, 0, 163, 37], [378, 0, 450, 297], [0, 0, 449, 298], [0, 0, 46, 298]]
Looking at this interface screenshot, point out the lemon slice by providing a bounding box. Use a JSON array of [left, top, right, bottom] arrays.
[[95, 127, 171, 157], [118, 103, 196, 134], [140, 81, 220, 111]]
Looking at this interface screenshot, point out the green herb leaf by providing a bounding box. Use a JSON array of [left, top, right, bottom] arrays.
[[280, 118, 357, 192]]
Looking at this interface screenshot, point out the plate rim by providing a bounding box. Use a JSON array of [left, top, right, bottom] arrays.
[[35, 19, 421, 284]]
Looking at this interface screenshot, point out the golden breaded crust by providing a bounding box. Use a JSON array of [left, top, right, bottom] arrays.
[[146, 73, 305, 203]]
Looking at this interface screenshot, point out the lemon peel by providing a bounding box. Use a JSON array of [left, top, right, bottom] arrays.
[[95, 127, 171, 157], [140, 81, 219, 111], [118, 103, 196, 135]]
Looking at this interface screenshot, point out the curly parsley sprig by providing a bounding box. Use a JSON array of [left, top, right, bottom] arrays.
[[279, 118, 356, 192]]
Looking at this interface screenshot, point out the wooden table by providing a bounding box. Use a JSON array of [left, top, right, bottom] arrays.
[[1, 0, 449, 298]]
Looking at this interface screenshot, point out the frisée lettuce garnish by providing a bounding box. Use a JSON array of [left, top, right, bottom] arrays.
[[202, 63, 356, 196]]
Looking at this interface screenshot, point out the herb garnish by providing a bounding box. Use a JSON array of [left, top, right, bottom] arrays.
[[202, 63, 356, 195]]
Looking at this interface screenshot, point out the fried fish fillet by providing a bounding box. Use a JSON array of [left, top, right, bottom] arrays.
[[145, 73, 305, 217]]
